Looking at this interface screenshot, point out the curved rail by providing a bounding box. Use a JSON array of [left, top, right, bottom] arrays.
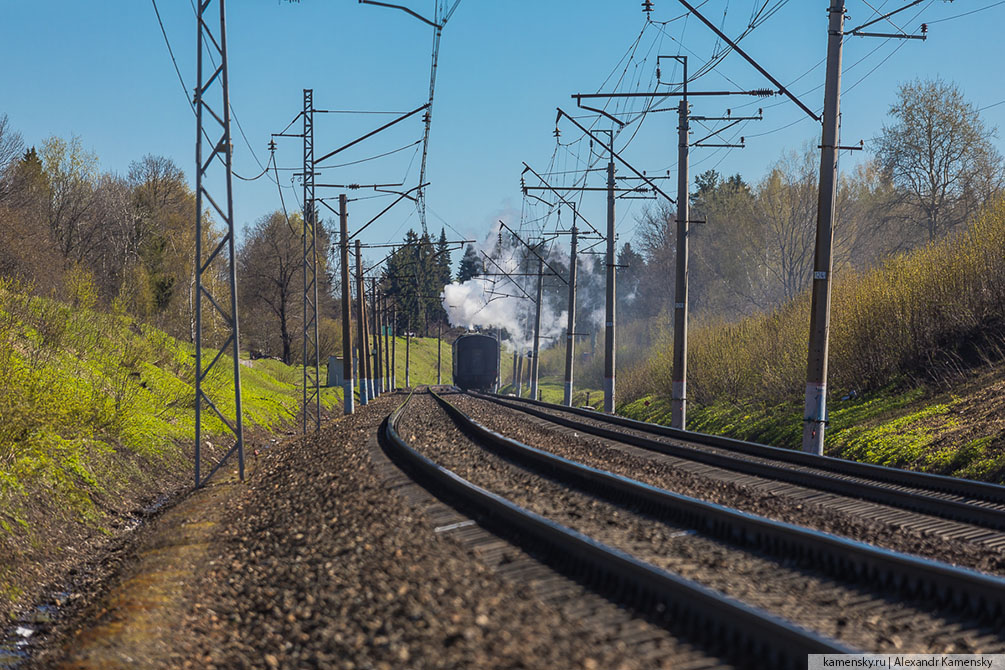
[[480, 392, 1005, 503], [380, 390, 855, 669], [473, 391, 1005, 532], [432, 390, 1005, 619]]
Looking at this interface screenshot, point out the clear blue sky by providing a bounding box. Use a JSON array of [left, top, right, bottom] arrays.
[[4, 1, 1004, 267]]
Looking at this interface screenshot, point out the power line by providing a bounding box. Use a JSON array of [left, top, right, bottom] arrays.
[[234, 162, 275, 182], [316, 109, 411, 115], [272, 149, 298, 236], [860, 0, 910, 35], [184, 0, 271, 181], [151, 0, 273, 183], [843, 34, 911, 95], [314, 139, 423, 170], [150, 0, 192, 114], [925, 0, 1005, 23]]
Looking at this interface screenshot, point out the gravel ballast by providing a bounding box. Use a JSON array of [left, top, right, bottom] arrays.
[[398, 391, 1005, 654], [451, 393, 1005, 574], [176, 391, 726, 669]]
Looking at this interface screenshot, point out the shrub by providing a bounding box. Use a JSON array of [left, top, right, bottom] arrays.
[[627, 197, 1005, 407]]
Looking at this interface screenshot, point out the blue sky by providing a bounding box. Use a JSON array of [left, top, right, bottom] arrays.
[[3, 1, 1004, 267]]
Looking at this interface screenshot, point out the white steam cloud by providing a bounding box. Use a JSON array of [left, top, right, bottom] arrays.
[[441, 220, 573, 353]]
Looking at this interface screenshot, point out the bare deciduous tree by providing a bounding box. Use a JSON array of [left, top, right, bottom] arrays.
[[0, 115, 25, 203], [753, 148, 818, 303], [876, 78, 1005, 241], [40, 136, 101, 261], [238, 212, 304, 363]]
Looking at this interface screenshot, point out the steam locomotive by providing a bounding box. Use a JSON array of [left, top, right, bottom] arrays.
[[452, 333, 499, 391]]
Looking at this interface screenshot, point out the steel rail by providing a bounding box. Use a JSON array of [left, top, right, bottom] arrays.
[[430, 390, 1005, 619], [475, 392, 1005, 531], [381, 391, 855, 668]]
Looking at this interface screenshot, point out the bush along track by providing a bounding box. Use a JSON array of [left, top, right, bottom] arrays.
[[618, 198, 1005, 483]]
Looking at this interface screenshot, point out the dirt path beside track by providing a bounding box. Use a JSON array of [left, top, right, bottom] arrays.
[[30, 391, 675, 669]]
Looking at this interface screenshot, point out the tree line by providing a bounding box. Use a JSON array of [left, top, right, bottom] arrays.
[[629, 78, 1004, 326], [0, 118, 204, 340], [0, 109, 470, 366], [1, 77, 999, 376]]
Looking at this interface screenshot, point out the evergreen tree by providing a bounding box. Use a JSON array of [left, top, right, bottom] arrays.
[[397, 230, 422, 333], [457, 244, 483, 282], [417, 231, 437, 335], [435, 228, 452, 286], [383, 229, 451, 336]]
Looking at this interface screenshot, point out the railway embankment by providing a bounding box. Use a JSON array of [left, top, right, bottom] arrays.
[[0, 287, 341, 624], [618, 197, 1005, 483], [623, 367, 1005, 483], [32, 392, 658, 669]]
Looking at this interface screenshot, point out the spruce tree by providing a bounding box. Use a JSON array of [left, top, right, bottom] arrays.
[[457, 244, 483, 282]]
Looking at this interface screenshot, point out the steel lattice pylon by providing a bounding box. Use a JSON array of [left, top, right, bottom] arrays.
[[194, 0, 245, 488], [302, 89, 321, 433]]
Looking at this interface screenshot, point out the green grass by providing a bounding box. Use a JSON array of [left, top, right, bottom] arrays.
[[0, 283, 344, 615], [385, 335, 514, 391], [388, 335, 453, 386], [619, 384, 1005, 483], [497, 380, 603, 408], [398, 336, 602, 407], [612, 198, 1005, 484]]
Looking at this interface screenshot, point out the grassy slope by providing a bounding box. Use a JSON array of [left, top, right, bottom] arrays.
[[620, 371, 1005, 483], [398, 335, 603, 406], [615, 199, 1005, 484], [498, 380, 603, 408], [389, 335, 453, 386], [0, 288, 340, 616]]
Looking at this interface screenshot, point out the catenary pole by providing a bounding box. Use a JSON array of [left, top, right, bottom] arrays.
[[495, 327, 502, 393], [194, 0, 244, 487], [518, 353, 526, 395], [355, 240, 369, 406], [405, 320, 411, 387], [383, 293, 391, 392], [391, 304, 397, 389], [371, 277, 382, 396], [671, 95, 691, 429], [563, 225, 579, 406], [363, 281, 375, 401], [802, 0, 846, 455], [437, 321, 442, 385], [530, 254, 544, 402], [301, 88, 321, 434], [340, 195, 354, 414], [381, 295, 387, 392], [604, 145, 617, 413], [511, 346, 518, 392]]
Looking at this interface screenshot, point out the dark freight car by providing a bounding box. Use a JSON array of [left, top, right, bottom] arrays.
[[452, 333, 499, 391]]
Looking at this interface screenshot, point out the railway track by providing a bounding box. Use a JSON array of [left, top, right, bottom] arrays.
[[473, 391, 1005, 548], [381, 388, 1005, 668]]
